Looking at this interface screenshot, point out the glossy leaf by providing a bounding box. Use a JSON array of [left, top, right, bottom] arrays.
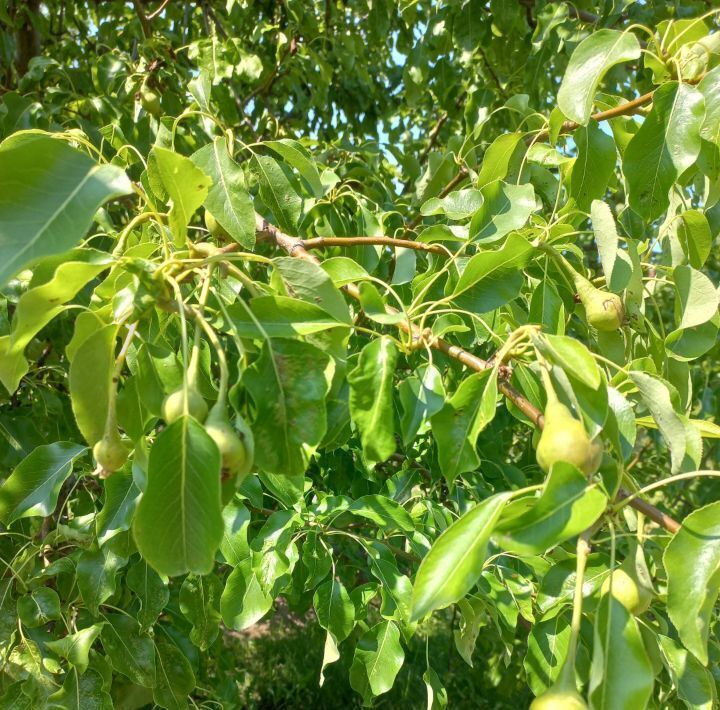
[[152, 635, 196, 709], [133, 416, 224, 577], [589, 596, 654, 709], [494, 463, 607, 554], [243, 338, 332, 476], [192, 137, 255, 248], [469, 181, 535, 243], [411, 493, 509, 620], [45, 625, 103, 674], [126, 559, 169, 630], [100, 613, 156, 687], [624, 82, 704, 220], [431, 370, 498, 482], [0, 250, 112, 393], [77, 542, 128, 616], [148, 147, 211, 247], [348, 336, 398, 465], [570, 121, 616, 211], [557, 29, 641, 124], [0, 442, 86, 525], [664, 501, 720, 665], [69, 324, 118, 447], [0, 131, 130, 286], [179, 574, 223, 650], [349, 621, 405, 702]]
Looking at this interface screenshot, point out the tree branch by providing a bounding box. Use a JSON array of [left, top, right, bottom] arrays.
[[131, 0, 151, 39], [253, 212, 682, 535], [301, 235, 448, 256]]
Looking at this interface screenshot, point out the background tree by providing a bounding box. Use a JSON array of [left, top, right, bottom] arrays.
[[0, 1, 719, 708]]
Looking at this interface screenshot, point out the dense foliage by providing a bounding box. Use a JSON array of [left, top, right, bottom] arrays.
[[1, 1, 719, 707]]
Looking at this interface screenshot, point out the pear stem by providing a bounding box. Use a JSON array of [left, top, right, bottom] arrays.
[[103, 322, 137, 439]]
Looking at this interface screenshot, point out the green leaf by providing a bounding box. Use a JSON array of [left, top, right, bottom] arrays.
[[179, 574, 223, 650], [95, 468, 141, 545], [0, 131, 131, 287], [420, 189, 484, 219], [226, 296, 349, 338], [664, 501, 720, 665], [535, 333, 601, 390], [557, 29, 641, 124], [220, 497, 251, 567], [254, 154, 302, 233], [302, 532, 332, 590], [148, 147, 212, 247], [453, 598, 484, 667], [624, 82, 704, 220], [17, 587, 61, 628], [348, 336, 398, 465], [665, 265, 720, 361], [630, 371, 695, 473], [133, 416, 224, 577], [410, 493, 509, 620], [523, 612, 571, 696], [45, 625, 103, 674], [0, 442, 87, 525], [591, 200, 634, 293], [494, 463, 607, 554], [100, 613, 156, 687], [69, 324, 118, 446], [431, 370, 498, 482], [243, 338, 332, 476], [273, 257, 351, 324], [0, 249, 112, 394], [357, 282, 405, 325], [77, 542, 128, 616], [347, 495, 415, 533], [452, 233, 534, 311], [191, 137, 256, 248], [126, 559, 169, 630], [570, 121, 616, 211], [588, 596, 654, 709], [476, 133, 527, 188], [46, 667, 111, 710], [152, 635, 196, 709], [658, 634, 716, 710], [399, 364, 445, 446], [264, 139, 324, 198], [675, 209, 712, 269], [349, 621, 405, 703], [314, 578, 355, 643], [469, 181, 536, 243], [220, 557, 273, 631]]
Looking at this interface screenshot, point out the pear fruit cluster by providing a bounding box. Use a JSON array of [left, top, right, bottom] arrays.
[[161, 387, 254, 485]]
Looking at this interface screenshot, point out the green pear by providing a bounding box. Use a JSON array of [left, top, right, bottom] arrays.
[[204, 210, 231, 241], [93, 430, 129, 473], [530, 690, 588, 710], [536, 399, 598, 475], [162, 387, 208, 424], [204, 404, 249, 479], [139, 86, 162, 117], [572, 272, 624, 332]]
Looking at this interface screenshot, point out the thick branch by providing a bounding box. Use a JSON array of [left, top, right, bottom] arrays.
[[254, 213, 682, 535], [132, 0, 152, 38]]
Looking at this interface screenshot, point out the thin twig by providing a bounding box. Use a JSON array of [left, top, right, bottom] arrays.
[[131, 0, 151, 38]]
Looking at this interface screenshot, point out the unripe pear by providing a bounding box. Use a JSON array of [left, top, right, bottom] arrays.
[[93, 432, 129, 473], [139, 86, 161, 117], [530, 690, 588, 710], [573, 274, 624, 331], [205, 406, 248, 478], [162, 388, 208, 424], [204, 211, 231, 241], [536, 400, 598, 475], [600, 566, 652, 616]]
